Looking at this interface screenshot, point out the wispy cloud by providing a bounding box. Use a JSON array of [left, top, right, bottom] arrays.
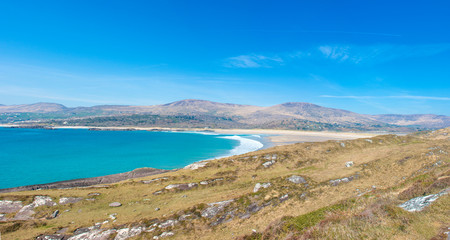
[[318, 44, 450, 64], [224, 54, 283, 68], [225, 43, 450, 68], [320, 95, 450, 101]]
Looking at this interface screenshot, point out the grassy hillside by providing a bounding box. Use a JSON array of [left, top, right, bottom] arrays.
[[0, 128, 449, 239]]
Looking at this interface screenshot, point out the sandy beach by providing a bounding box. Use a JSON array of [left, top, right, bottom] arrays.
[[0, 124, 381, 146]]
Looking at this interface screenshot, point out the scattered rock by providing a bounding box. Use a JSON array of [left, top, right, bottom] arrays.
[[59, 197, 83, 205], [345, 161, 354, 167], [153, 231, 174, 239], [109, 213, 117, 220], [365, 139, 373, 143], [87, 192, 101, 197], [36, 234, 67, 240], [115, 226, 145, 240], [158, 219, 178, 228], [262, 160, 275, 168], [56, 228, 69, 234], [164, 183, 198, 191], [200, 181, 209, 185], [330, 175, 358, 186], [14, 196, 57, 220], [253, 183, 271, 193], [109, 202, 122, 207], [155, 208, 160, 211], [287, 175, 306, 184], [184, 161, 208, 170], [279, 194, 289, 202], [399, 188, 449, 212], [50, 210, 59, 219], [68, 229, 116, 240], [0, 214, 6, 221], [340, 142, 346, 147], [0, 200, 23, 213], [178, 214, 192, 221], [201, 199, 234, 218], [142, 177, 169, 184]]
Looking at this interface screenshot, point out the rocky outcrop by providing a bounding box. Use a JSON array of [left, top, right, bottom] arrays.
[[67, 229, 117, 240], [329, 175, 359, 186], [0, 200, 23, 213], [153, 231, 174, 239], [115, 226, 145, 240], [345, 161, 354, 167], [287, 175, 306, 184], [399, 188, 449, 212], [201, 200, 234, 218], [59, 197, 83, 205], [253, 183, 271, 193], [184, 161, 208, 170], [109, 202, 122, 207], [14, 196, 56, 220], [165, 183, 198, 191], [262, 160, 276, 168]]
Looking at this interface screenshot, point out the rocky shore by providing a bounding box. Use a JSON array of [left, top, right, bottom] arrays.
[[0, 167, 170, 193]]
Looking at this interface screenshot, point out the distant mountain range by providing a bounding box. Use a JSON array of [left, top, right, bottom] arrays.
[[1, 100, 449, 131]]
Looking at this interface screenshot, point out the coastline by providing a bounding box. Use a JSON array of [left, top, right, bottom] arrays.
[[0, 167, 170, 193], [0, 125, 381, 192]]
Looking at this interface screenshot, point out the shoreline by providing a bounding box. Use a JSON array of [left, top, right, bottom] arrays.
[[0, 167, 170, 194], [0, 124, 382, 146], [0, 125, 382, 192]]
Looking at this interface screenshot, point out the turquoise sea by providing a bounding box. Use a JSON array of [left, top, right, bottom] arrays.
[[0, 127, 263, 189]]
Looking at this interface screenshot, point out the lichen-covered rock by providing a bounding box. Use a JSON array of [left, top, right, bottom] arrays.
[[164, 183, 198, 191], [68, 229, 116, 240], [109, 202, 122, 207], [33, 196, 57, 207], [279, 194, 289, 202], [59, 197, 83, 205], [115, 226, 145, 240], [399, 188, 449, 212], [184, 161, 208, 170], [36, 234, 67, 240], [262, 160, 275, 168], [253, 183, 271, 193], [287, 175, 306, 184], [0, 200, 23, 213], [50, 210, 59, 219], [330, 175, 358, 186], [153, 231, 174, 239], [14, 196, 56, 220], [201, 199, 234, 218], [158, 219, 178, 228]]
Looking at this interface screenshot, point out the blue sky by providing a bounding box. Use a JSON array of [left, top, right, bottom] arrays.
[[0, 0, 449, 115]]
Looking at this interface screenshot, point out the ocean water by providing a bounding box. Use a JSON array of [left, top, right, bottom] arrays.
[[0, 128, 263, 189]]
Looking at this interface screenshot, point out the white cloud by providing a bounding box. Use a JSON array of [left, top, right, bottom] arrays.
[[224, 54, 283, 68], [318, 44, 450, 64]]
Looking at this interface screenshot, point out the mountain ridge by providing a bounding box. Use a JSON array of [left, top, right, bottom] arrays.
[[0, 99, 448, 129]]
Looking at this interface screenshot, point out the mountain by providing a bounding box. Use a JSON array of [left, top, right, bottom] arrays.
[[372, 114, 450, 129], [0, 102, 67, 113], [0, 99, 448, 130]]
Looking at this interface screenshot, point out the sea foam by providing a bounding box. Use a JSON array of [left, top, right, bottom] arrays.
[[216, 135, 264, 158]]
